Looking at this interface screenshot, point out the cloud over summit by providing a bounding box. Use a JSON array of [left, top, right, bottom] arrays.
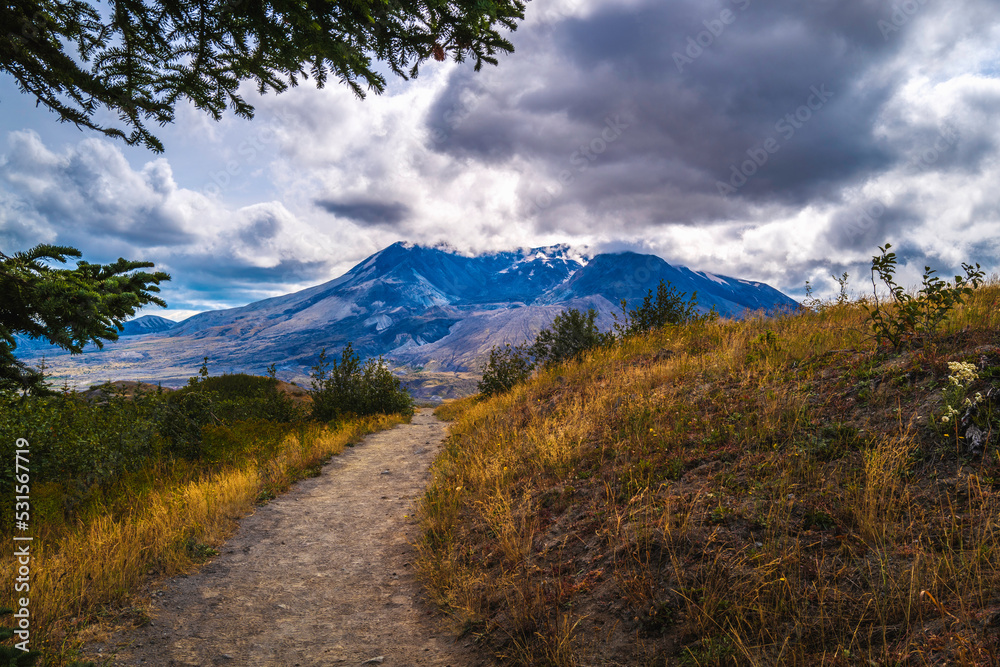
[[1, 0, 998, 312]]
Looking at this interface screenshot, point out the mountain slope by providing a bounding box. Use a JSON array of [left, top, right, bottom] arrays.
[[539, 251, 793, 317], [12, 242, 798, 389]]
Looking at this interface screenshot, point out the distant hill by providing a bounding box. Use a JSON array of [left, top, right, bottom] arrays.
[[12, 242, 798, 392], [13, 314, 177, 352], [121, 315, 177, 336]]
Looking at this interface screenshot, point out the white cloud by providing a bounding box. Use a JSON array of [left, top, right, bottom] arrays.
[[2, 0, 1000, 308]]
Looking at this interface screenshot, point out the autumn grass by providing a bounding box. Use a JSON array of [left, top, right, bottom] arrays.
[[419, 282, 1000, 665], [0, 413, 406, 663]]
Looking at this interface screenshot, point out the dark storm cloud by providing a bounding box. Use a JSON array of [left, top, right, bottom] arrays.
[[825, 200, 922, 252], [423, 0, 1000, 230], [967, 238, 1000, 271], [316, 198, 411, 227], [179, 257, 329, 287]]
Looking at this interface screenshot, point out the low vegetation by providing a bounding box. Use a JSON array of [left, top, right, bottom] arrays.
[[421, 264, 1000, 664], [479, 280, 704, 397], [0, 350, 413, 663], [865, 243, 985, 350], [309, 343, 414, 421]]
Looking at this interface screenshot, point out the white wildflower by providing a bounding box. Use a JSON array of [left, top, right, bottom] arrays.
[[947, 361, 979, 388]]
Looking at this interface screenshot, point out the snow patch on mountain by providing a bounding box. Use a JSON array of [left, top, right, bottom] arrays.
[[699, 271, 729, 285]]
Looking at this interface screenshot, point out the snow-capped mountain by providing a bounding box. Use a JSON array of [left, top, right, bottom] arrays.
[[13, 242, 798, 387]]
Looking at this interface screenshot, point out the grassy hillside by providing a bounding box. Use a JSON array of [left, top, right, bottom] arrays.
[[419, 283, 1000, 666]]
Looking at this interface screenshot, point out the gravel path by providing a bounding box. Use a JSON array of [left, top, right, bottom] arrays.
[[86, 409, 480, 667]]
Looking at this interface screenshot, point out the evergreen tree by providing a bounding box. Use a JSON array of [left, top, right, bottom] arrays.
[[612, 279, 699, 338], [530, 307, 603, 368], [1, 0, 526, 152], [478, 342, 533, 397], [310, 343, 412, 421], [0, 244, 170, 394]]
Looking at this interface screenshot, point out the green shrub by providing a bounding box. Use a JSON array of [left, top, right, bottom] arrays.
[[478, 343, 534, 397], [356, 355, 415, 416], [158, 367, 303, 458], [184, 372, 300, 423], [158, 389, 219, 459], [530, 307, 604, 368], [864, 243, 984, 349], [0, 387, 166, 518], [309, 343, 413, 421], [612, 279, 699, 338], [0, 367, 304, 526]]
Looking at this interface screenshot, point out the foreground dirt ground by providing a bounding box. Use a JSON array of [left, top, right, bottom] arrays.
[[83, 409, 481, 667]]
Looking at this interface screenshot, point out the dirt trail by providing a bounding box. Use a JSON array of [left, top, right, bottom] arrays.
[[86, 409, 480, 667]]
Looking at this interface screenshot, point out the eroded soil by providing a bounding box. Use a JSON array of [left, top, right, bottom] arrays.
[[84, 409, 481, 667]]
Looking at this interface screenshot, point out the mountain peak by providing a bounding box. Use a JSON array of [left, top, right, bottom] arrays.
[[15, 241, 798, 387]]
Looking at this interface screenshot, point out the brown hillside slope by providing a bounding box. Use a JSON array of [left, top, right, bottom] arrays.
[[419, 284, 1000, 666]]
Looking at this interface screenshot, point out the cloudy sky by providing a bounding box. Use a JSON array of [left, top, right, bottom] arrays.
[[2, 0, 999, 320]]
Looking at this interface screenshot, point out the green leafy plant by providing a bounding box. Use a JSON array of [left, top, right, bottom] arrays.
[[478, 343, 535, 397], [309, 343, 413, 422], [834, 271, 851, 305], [864, 243, 984, 349], [802, 279, 822, 311], [530, 308, 604, 368], [612, 279, 699, 339]]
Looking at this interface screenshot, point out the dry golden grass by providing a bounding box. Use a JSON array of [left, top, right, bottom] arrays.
[[0, 414, 405, 662], [420, 283, 1000, 665]]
